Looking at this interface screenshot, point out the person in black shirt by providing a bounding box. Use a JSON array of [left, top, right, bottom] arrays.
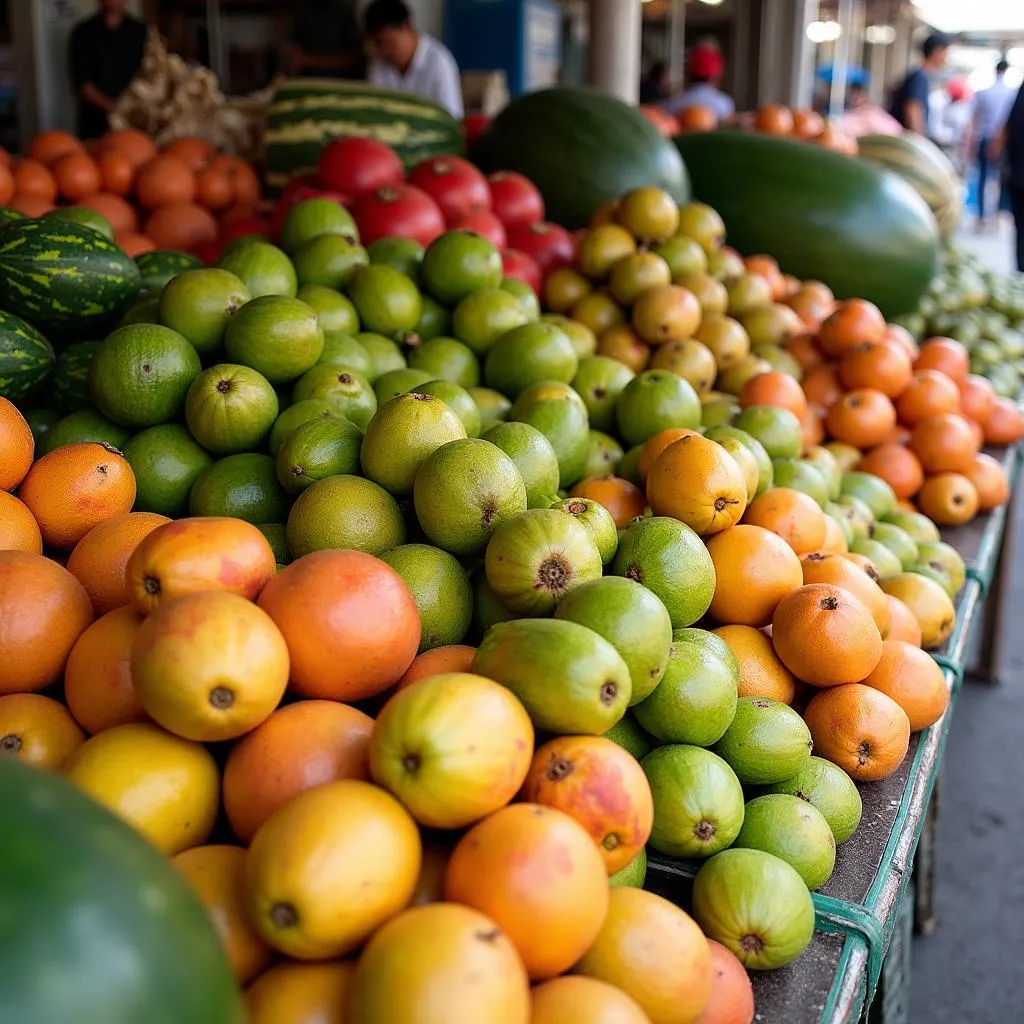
[[69, 1, 147, 140], [640, 62, 669, 105], [888, 32, 949, 138]]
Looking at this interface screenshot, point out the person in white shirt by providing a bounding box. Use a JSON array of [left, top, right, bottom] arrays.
[[967, 60, 1017, 229], [364, 0, 464, 119]]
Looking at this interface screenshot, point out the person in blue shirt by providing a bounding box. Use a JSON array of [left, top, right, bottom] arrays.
[[889, 33, 949, 138]]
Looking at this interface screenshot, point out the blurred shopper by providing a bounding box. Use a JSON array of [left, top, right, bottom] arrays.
[[992, 85, 1024, 271], [289, 0, 364, 79], [69, 0, 147, 139], [663, 43, 735, 124], [889, 32, 950, 137], [364, 0, 463, 118], [840, 83, 903, 137], [932, 78, 973, 171], [968, 61, 1017, 230], [640, 62, 670, 105]]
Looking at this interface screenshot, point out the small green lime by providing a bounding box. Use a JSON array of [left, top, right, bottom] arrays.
[[89, 323, 203, 428], [296, 284, 360, 334], [189, 452, 292, 523], [286, 474, 406, 557], [380, 543, 473, 650], [408, 336, 480, 389], [122, 423, 213, 517]]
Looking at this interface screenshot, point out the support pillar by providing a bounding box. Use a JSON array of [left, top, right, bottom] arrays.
[[886, 1, 914, 94], [587, 0, 642, 105], [757, 0, 817, 109], [667, 0, 688, 95]]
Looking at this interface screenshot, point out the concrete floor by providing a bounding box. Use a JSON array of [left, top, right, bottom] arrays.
[[910, 217, 1023, 1022]]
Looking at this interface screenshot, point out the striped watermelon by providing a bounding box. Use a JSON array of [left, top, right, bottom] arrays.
[[856, 132, 961, 238], [0, 309, 56, 403], [0, 220, 141, 333], [53, 340, 100, 413], [265, 78, 463, 190]]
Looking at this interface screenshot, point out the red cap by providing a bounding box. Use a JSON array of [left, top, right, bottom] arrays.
[[688, 45, 724, 79], [945, 77, 969, 101]]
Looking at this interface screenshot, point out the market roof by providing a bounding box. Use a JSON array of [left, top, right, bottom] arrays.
[[911, 0, 1024, 33]]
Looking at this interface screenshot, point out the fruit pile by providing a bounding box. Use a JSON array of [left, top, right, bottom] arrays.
[[0, 130, 1020, 1022], [643, 99, 856, 156], [267, 134, 559, 296], [901, 243, 1024, 398], [0, 128, 262, 257]]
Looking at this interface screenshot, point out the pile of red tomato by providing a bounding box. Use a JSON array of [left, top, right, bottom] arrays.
[[260, 138, 575, 297]]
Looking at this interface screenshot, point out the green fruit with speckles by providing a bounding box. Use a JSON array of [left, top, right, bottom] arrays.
[[642, 744, 744, 859], [712, 696, 812, 785], [555, 576, 672, 704], [634, 628, 738, 744]]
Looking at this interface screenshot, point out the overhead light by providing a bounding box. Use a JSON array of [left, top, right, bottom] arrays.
[[697, 0, 726, 5], [865, 25, 897, 44], [807, 21, 842, 43]]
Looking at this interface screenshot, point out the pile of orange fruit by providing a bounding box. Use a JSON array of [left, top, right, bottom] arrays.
[[0, 129, 261, 256], [0, 399, 766, 1024], [781, 293, 1023, 527], [640, 102, 855, 155]]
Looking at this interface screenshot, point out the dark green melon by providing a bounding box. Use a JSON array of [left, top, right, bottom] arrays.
[[673, 131, 940, 318], [135, 250, 205, 293], [0, 220, 141, 332], [0, 308, 55, 403], [472, 87, 691, 229], [53, 339, 100, 413], [0, 757, 243, 1024]]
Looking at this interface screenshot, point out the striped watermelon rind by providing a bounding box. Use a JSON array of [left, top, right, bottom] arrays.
[[0, 308, 56, 403], [0, 220, 141, 332], [856, 132, 961, 238], [264, 78, 463, 190], [53, 340, 100, 414], [135, 250, 205, 294]]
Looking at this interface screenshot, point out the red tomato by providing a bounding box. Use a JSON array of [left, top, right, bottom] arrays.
[[191, 239, 224, 266], [220, 216, 269, 245], [505, 221, 575, 274], [406, 155, 491, 224], [317, 137, 403, 198], [350, 183, 446, 247], [501, 248, 542, 296], [463, 113, 491, 147], [453, 210, 507, 249], [487, 171, 544, 229]]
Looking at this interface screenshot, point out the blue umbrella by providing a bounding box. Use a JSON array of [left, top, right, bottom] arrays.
[[817, 64, 869, 86]]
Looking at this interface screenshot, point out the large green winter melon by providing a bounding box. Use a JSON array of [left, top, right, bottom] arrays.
[[265, 78, 464, 189], [0, 757, 243, 1024], [471, 86, 691, 229], [674, 131, 940, 317]]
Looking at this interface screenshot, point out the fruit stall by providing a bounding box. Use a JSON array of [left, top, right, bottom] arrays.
[[1, 76, 1023, 1024]]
